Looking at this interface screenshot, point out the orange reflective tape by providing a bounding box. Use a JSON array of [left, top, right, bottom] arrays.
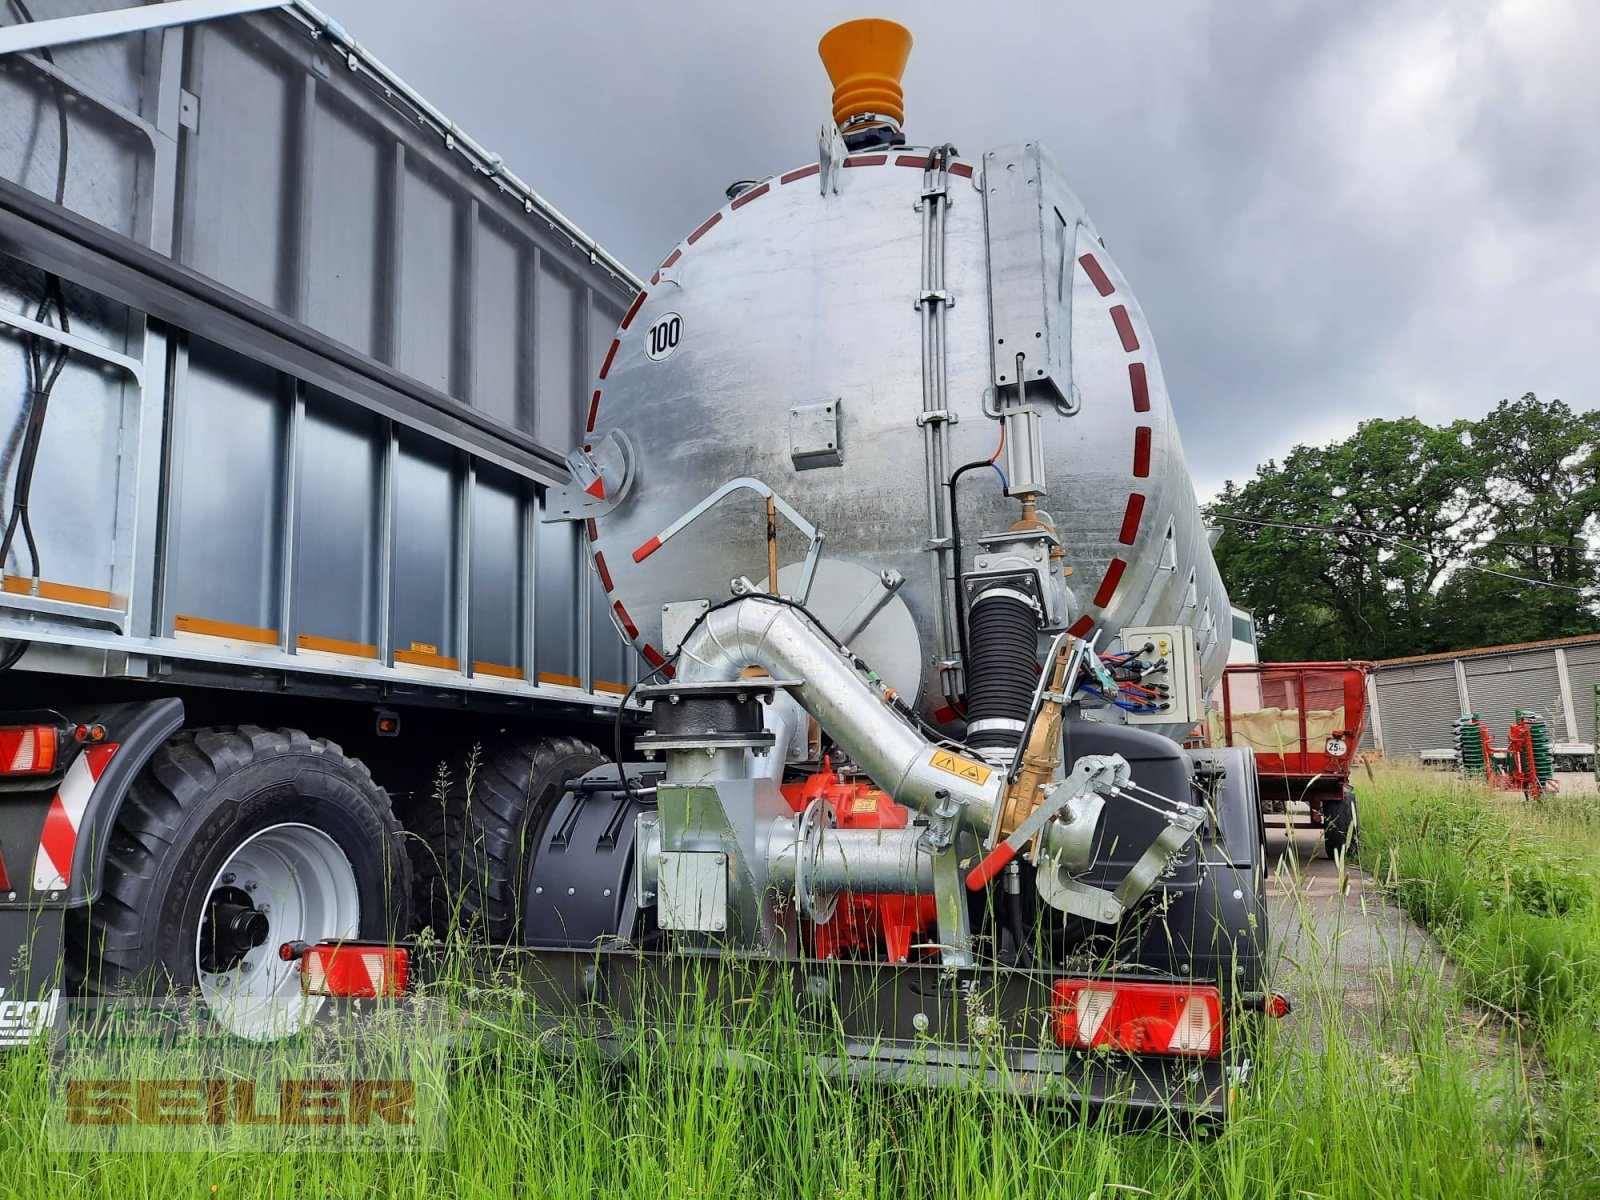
[[175, 615, 277, 644], [473, 661, 526, 680], [296, 634, 378, 658]]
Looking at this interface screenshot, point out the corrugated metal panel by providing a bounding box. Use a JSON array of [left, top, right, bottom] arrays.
[[0, 2, 639, 710], [1373, 661, 1459, 758], [1561, 642, 1600, 745], [1464, 651, 1564, 741]]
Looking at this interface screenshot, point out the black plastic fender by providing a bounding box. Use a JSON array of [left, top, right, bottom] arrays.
[[62, 697, 186, 907]]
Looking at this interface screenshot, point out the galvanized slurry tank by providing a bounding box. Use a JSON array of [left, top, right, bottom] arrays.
[[584, 33, 1228, 727]]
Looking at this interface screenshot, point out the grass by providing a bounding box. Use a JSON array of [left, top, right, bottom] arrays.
[[0, 766, 1593, 1197], [1358, 764, 1600, 1190]]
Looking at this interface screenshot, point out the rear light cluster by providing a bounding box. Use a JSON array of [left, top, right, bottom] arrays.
[[296, 943, 409, 998], [0, 725, 58, 775], [1052, 979, 1224, 1058]]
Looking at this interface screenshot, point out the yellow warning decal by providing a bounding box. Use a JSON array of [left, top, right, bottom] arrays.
[[850, 796, 880, 815], [929, 750, 992, 785]]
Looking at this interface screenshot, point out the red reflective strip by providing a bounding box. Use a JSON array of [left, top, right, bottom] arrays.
[[1078, 253, 1115, 296], [731, 182, 769, 209], [84, 744, 116, 780], [933, 705, 957, 724], [619, 292, 646, 330], [37, 796, 74, 885], [949, 163, 974, 178], [585, 519, 598, 540], [687, 212, 721, 245], [1133, 426, 1152, 477], [598, 339, 620, 380], [895, 154, 929, 168], [1110, 305, 1139, 352], [1118, 494, 1146, 545], [1129, 362, 1150, 413], [585, 389, 601, 432], [781, 163, 820, 184], [595, 551, 613, 592], [0, 845, 9, 891], [1093, 559, 1128, 608], [641, 644, 667, 667], [1068, 615, 1094, 637], [844, 154, 887, 167], [633, 536, 662, 563], [659, 248, 681, 270], [613, 602, 639, 640]]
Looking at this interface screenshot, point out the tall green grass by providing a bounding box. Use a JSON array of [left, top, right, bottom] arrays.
[[1359, 766, 1600, 1190], [0, 768, 1580, 1198]]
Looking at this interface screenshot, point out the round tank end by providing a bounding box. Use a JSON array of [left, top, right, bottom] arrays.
[[818, 18, 912, 133]]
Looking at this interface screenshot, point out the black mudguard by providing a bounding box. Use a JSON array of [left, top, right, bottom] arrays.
[[0, 697, 183, 1045]]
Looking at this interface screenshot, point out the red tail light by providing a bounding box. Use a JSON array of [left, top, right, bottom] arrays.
[[1052, 979, 1224, 1058], [0, 725, 59, 775], [299, 943, 409, 998]]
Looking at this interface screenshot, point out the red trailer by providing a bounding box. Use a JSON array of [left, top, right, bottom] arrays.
[[1211, 662, 1374, 854]]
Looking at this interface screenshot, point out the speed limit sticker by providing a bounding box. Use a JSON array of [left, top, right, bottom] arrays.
[[646, 313, 682, 361]]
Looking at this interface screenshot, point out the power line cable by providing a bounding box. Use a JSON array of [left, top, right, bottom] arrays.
[[1209, 513, 1593, 594]]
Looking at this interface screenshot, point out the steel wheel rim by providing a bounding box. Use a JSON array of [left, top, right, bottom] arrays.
[[195, 822, 360, 1040]]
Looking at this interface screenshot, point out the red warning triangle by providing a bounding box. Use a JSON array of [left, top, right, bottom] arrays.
[[584, 477, 606, 500]]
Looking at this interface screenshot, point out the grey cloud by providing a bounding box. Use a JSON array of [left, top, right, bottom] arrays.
[[329, 0, 1600, 497]]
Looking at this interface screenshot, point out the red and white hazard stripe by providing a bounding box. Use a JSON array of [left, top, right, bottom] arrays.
[[32, 744, 117, 892]]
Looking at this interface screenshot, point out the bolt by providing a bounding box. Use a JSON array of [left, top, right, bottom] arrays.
[[535, 886, 544, 895], [258, 904, 271, 914], [567, 887, 576, 896], [245, 881, 257, 892], [1232, 889, 1243, 900], [241, 961, 253, 973], [603, 888, 612, 898], [912, 1012, 930, 1033], [222, 873, 236, 885]]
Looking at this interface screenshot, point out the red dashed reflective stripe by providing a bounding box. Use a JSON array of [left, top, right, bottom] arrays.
[[1110, 305, 1139, 352], [595, 551, 613, 592], [613, 602, 639, 640], [620, 292, 646, 330], [781, 163, 820, 185], [641, 644, 667, 668], [1068, 615, 1094, 637], [633, 536, 662, 563], [598, 339, 620, 380], [895, 154, 929, 168], [731, 182, 770, 209], [949, 163, 974, 178], [1093, 559, 1128, 609], [1129, 362, 1150, 413], [1119, 494, 1146, 545], [687, 212, 721, 245], [1078, 253, 1115, 297], [1133, 426, 1152, 477], [844, 154, 887, 167], [585, 519, 598, 540], [585, 389, 601, 432]]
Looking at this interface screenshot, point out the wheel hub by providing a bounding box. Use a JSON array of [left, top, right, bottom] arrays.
[[199, 886, 270, 973]]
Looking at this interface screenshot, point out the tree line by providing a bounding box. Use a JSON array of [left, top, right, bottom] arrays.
[[1206, 394, 1599, 662]]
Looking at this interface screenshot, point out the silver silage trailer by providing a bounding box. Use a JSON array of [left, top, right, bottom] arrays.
[[0, 0, 637, 1035]]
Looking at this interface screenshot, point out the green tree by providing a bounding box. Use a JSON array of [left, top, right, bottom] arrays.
[[1208, 396, 1598, 661]]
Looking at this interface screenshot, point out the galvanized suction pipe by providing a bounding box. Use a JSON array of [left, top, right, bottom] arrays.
[[673, 597, 1003, 830]]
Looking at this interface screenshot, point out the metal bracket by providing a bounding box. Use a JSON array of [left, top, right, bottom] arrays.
[[914, 409, 958, 428], [914, 290, 952, 309]]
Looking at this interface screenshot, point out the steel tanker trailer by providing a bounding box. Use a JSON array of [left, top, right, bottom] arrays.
[[527, 20, 1280, 1114], [0, 3, 1278, 1118]]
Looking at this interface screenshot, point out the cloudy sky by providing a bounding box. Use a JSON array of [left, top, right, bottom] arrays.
[[331, 0, 1599, 498]]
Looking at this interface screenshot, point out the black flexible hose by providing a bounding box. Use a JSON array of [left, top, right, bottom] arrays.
[[963, 590, 1040, 750]]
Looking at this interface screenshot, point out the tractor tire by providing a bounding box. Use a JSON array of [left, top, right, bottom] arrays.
[[1323, 787, 1359, 857], [420, 736, 605, 943], [64, 726, 411, 1038]]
